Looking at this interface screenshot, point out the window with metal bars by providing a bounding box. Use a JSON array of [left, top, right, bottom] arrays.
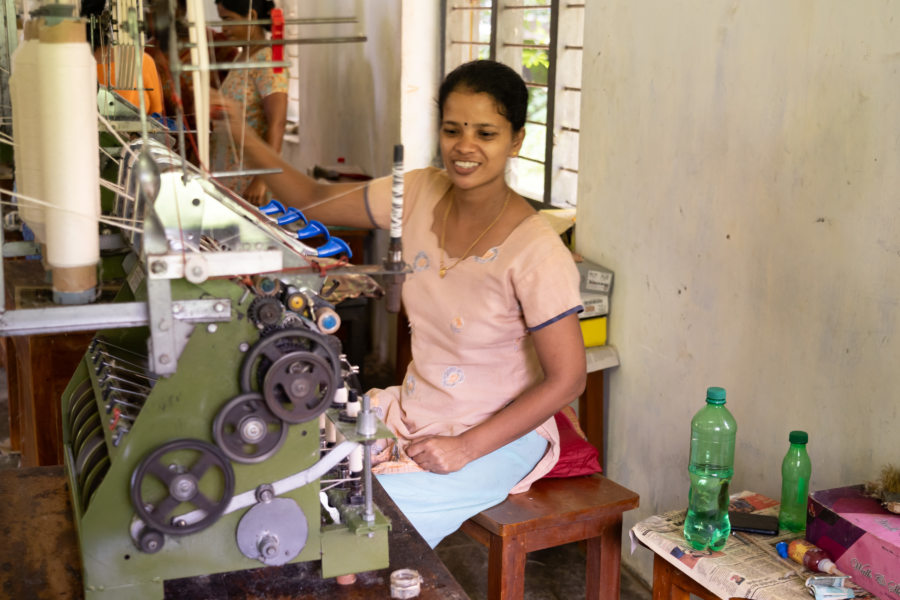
[[443, 0, 584, 208]]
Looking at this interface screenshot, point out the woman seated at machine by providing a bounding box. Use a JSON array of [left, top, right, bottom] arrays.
[[211, 59, 587, 548]]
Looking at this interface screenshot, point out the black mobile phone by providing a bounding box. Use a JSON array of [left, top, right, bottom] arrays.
[[728, 511, 779, 536]]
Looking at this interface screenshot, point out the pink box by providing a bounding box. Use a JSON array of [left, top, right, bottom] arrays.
[[806, 485, 900, 600]]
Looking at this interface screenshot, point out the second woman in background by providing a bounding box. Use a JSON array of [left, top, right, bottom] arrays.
[[211, 0, 288, 205]]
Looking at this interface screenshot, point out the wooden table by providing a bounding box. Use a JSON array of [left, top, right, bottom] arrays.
[[651, 554, 722, 600], [0, 466, 470, 600], [631, 492, 879, 600]]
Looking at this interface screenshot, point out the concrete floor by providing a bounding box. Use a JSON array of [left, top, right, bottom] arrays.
[[0, 365, 651, 599]]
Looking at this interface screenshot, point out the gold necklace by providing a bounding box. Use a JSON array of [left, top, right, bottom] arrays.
[[439, 189, 511, 278]]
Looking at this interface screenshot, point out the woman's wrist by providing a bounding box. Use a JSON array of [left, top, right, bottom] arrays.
[[457, 426, 491, 463]]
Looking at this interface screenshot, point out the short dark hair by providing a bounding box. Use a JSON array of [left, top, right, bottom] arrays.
[[216, 0, 276, 29], [438, 60, 528, 132]]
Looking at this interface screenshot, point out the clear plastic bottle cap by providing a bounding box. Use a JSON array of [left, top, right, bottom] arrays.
[[789, 430, 809, 444], [706, 386, 727, 404]]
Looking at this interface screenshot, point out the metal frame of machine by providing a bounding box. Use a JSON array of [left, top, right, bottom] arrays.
[[0, 2, 409, 597]]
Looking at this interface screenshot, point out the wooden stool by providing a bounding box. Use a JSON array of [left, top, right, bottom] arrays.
[[460, 474, 639, 600]]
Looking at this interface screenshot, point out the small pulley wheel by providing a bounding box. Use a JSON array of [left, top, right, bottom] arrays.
[[213, 392, 288, 463], [240, 328, 340, 395], [130, 439, 235, 536], [262, 351, 335, 424], [138, 528, 164, 554]]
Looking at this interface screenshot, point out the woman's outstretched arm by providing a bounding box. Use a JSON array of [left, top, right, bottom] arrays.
[[211, 90, 380, 229]]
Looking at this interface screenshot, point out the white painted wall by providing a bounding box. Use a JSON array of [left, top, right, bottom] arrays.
[[281, 0, 402, 179], [577, 1, 900, 585]]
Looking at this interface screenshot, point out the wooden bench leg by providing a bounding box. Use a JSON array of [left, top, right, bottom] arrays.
[[586, 518, 623, 599], [487, 534, 527, 600]]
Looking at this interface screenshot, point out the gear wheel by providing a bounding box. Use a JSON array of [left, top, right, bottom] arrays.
[[279, 312, 304, 329], [248, 296, 284, 330]]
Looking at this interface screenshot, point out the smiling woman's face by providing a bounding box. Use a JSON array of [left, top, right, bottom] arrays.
[[439, 89, 524, 194]]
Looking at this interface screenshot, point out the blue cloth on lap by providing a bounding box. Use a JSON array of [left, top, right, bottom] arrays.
[[376, 430, 547, 548]]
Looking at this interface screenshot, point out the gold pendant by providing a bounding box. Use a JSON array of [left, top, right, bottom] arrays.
[[439, 267, 446, 278]]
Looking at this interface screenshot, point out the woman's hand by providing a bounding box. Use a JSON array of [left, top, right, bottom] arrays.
[[243, 176, 267, 206], [406, 435, 476, 474]]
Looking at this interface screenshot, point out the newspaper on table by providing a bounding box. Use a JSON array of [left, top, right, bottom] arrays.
[[629, 491, 876, 600]]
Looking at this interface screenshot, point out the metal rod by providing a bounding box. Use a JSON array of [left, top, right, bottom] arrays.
[[106, 396, 144, 412], [364, 441, 374, 524], [179, 60, 291, 72], [109, 409, 137, 422], [449, 40, 490, 46], [181, 35, 367, 50], [168, 0, 190, 182], [541, 0, 560, 208], [210, 167, 283, 178], [91, 349, 150, 373], [102, 384, 150, 399], [201, 16, 358, 27], [97, 363, 157, 383], [516, 154, 545, 166], [92, 350, 152, 373], [489, 0, 498, 61], [0, 302, 150, 336], [502, 42, 550, 49], [90, 338, 150, 363], [97, 370, 154, 391]]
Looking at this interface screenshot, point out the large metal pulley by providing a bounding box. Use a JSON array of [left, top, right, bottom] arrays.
[[240, 328, 341, 423], [213, 392, 288, 463], [130, 439, 235, 536], [262, 351, 334, 423]]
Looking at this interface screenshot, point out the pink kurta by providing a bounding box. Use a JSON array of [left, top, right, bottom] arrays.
[[366, 167, 582, 493]]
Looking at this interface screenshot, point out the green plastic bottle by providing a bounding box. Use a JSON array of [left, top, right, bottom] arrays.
[[684, 386, 737, 551], [778, 430, 811, 532]]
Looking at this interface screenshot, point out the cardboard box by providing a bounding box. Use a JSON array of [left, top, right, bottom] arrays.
[[580, 292, 609, 319], [575, 258, 614, 295], [806, 485, 900, 600]]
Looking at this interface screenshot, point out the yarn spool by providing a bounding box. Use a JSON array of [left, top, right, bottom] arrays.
[[10, 23, 45, 241], [36, 18, 101, 303]]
